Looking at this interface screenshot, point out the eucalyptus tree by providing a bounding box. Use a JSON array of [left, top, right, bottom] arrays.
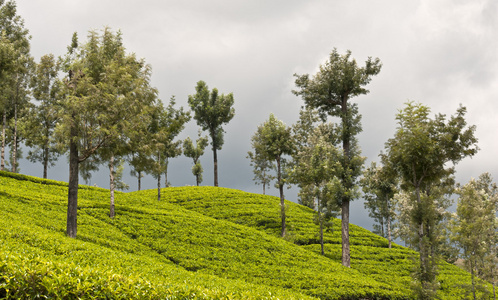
[[129, 151, 151, 191], [0, 32, 14, 171], [452, 173, 498, 299], [293, 48, 381, 267], [188, 80, 235, 187], [382, 102, 478, 298], [24, 54, 61, 178], [360, 162, 397, 248], [247, 148, 274, 195], [57, 28, 157, 236], [7, 52, 32, 173], [183, 131, 209, 186], [291, 122, 342, 255], [91, 36, 158, 218], [147, 97, 190, 200], [250, 113, 293, 237], [0, 0, 30, 172]]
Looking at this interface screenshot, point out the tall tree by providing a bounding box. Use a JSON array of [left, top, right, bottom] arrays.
[[24, 54, 61, 178], [57, 28, 157, 236], [147, 97, 190, 200], [293, 49, 381, 267], [382, 102, 478, 298], [360, 162, 397, 248], [188, 80, 235, 187], [247, 148, 274, 195], [452, 173, 498, 300], [0, 32, 15, 171], [0, 0, 30, 172], [129, 151, 151, 191], [291, 122, 342, 255], [10, 53, 33, 173], [250, 113, 293, 237], [183, 131, 209, 186]]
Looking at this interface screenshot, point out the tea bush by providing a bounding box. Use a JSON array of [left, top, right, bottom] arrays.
[[0, 172, 493, 299]]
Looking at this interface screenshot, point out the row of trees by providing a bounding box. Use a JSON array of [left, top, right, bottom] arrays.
[[0, 2, 236, 237], [248, 50, 496, 298], [2, 1, 496, 298]]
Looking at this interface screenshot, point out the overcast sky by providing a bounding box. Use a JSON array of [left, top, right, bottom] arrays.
[[14, 0, 498, 230]]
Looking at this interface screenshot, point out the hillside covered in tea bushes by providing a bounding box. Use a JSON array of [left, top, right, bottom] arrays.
[[0, 171, 492, 299]]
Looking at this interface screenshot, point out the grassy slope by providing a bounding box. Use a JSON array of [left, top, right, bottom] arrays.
[[0, 172, 492, 299], [129, 186, 493, 299]]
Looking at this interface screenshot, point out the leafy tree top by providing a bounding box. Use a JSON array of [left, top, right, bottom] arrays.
[[293, 48, 381, 120], [188, 80, 235, 150], [382, 102, 478, 191]]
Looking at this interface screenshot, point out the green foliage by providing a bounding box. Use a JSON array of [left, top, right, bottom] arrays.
[[188, 81, 235, 152], [246, 149, 274, 195], [293, 49, 381, 267], [382, 102, 479, 297], [184, 131, 209, 186], [452, 173, 498, 297], [290, 118, 342, 254], [250, 113, 293, 237], [188, 80, 235, 186], [360, 162, 397, 245], [147, 97, 190, 184], [23, 54, 62, 178]]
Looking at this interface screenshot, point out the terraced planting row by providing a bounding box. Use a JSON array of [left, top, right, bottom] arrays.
[[1, 172, 493, 298], [126, 186, 494, 299]]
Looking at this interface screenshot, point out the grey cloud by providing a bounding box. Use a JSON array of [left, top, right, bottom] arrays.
[[15, 0, 498, 233]]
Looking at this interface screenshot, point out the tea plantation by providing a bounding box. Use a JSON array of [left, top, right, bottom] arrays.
[[0, 171, 492, 299]]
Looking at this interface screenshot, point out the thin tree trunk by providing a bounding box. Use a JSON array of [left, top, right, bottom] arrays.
[[67, 123, 79, 238], [157, 152, 161, 201], [213, 147, 218, 187], [341, 97, 351, 268], [379, 216, 386, 237], [341, 200, 350, 267], [319, 212, 324, 255], [262, 169, 266, 195], [43, 125, 49, 178], [1, 111, 5, 171], [277, 156, 286, 237], [138, 170, 142, 191], [164, 157, 169, 187], [109, 155, 115, 218], [470, 258, 476, 300], [387, 195, 392, 249], [387, 211, 392, 249], [157, 173, 161, 201], [43, 146, 48, 179], [12, 102, 17, 173]]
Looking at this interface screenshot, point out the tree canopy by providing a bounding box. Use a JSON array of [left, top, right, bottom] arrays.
[[188, 80, 235, 187]]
